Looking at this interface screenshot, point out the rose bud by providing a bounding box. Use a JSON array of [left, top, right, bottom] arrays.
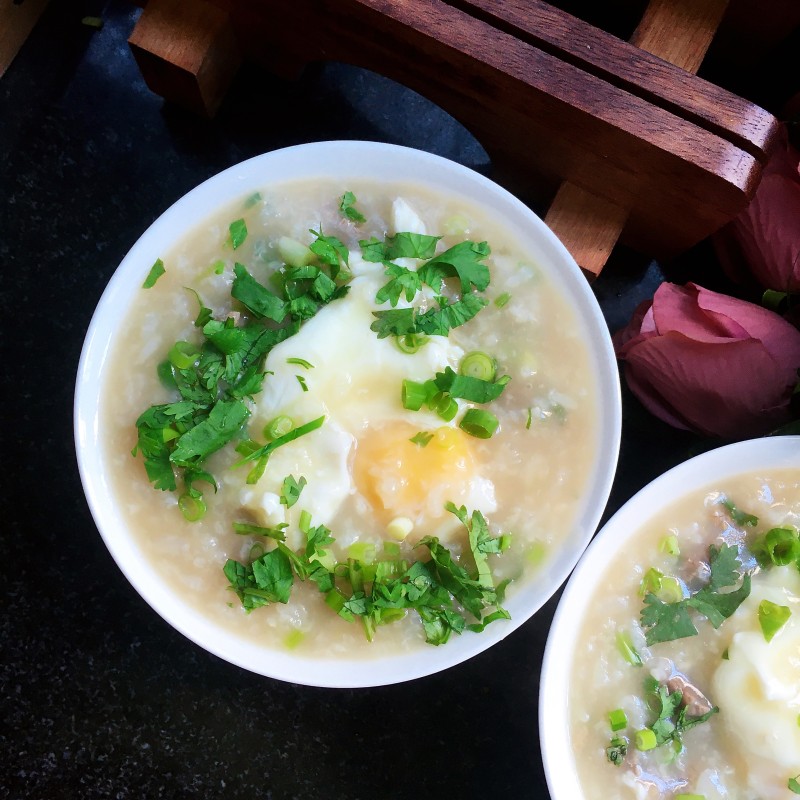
[[713, 125, 800, 293], [614, 282, 800, 438]]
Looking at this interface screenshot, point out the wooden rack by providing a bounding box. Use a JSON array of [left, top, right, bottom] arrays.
[[127, 0, 795, 279]]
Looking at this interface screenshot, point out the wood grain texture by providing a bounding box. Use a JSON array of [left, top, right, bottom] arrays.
[[449, 0, 775, 161], [131, 0, 782, 268], [129, 0, 241, 117]]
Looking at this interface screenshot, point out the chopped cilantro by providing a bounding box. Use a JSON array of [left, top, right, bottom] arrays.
[[759, 599, 791, 642], [417, 240, 491, 294], [339, 191, 366, 223], [280, 475, 307, 508], [142, 258, 165, 288], [232, 263, 286, 322], [185, 287, 213, 328], [286, 357, 314, 370], [433, 365, 510, 404], [789, 776, 800, 794], [375, 263, 423, 306], [721, 498, 758, 527], [229, 218, 248, 250], [640, 543, 751, 645], [370, 293, 487, 339], [308, 228, 348, 275]]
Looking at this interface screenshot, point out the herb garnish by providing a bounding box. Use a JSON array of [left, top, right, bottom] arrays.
[[224, 501, 511, 645], [640, 543, 751, 645], [339, 191, 366, 223], [229, 218, 248, 250], [142, 258, 166, 288]]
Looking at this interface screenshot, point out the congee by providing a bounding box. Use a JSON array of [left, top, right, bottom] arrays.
[[570, 467, 800, 799], [102, 179, 599, 656]]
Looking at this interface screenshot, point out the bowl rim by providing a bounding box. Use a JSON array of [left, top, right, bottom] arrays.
[[74, 140, 622, 687], [539, 434, 800, 796]]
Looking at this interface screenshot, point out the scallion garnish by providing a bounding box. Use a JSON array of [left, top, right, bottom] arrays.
[[459, 408, 499, 439], [459, 351, 496, 382], [296, 374, 309, 392], [168, 340, 200, 370], [410, 431, 434, 447], [758, 599, 791, 642], [402, 379, 428, 411], [287, 357, 314, 369], [264, 415, 294, 440], [430, 391, 458, 422], [608, 708, 628, 732], [142, 257, 166, 288], [615, 629, 643, 666], [395, 333, 427, 354], [494, 292, 511, 308], [229, 218, 248, 249], [634, 728, 657, 751], [752, 526, 800, 568], [178, 492, 206, 522], [659, 534, 680, 556]]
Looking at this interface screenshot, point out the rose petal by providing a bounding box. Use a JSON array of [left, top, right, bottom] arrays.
[[622, 334, 794, 438]]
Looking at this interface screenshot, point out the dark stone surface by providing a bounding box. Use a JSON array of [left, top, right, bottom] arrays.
[[0, 3, 794, 799]]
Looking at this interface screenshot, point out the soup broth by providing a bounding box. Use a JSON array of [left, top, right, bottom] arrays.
[[101, 179, 599, 657], [570, 468, 800, 799]]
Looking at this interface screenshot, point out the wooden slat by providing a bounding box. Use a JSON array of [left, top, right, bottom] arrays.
[[448, 0, 776, 162], [0, 0, 50, 79]]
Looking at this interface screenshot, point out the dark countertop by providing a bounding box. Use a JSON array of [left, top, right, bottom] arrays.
[[1, 3, 795, 799]]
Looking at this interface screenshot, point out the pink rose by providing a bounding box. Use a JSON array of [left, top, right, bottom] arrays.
[[614, 282, 800, 438], [713, 125, 800, 292]]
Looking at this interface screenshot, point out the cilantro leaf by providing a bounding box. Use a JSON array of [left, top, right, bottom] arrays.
[[229, 218, 248, 249], [415, 293, 488, 336], [370, 308, 416, 338], [280, 475, 307, 508], [170, 399, 249, 467], [417, 240, 491, 294], [434, 366, 510, 403], [339, 191, 366, 223], [375, 263, 423, 306], [385, 232, 440, 260], [249, 548, 293, 603], [231, 263, 286, 322], [721, 498, 758, 527], [640, 543, 751, 645], [308, 228, 348, 274], [142, 258, 165, 288], [185, 287, 213, 328]]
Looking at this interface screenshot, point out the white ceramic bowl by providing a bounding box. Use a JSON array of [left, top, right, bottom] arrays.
[[74, 141, 621, 687], [540, 435, 800, 797]]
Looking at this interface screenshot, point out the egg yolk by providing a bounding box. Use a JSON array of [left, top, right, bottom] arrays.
[[354, 423, 476, 524]]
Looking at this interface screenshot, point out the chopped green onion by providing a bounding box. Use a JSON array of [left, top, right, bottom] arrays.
[[264, 415, 294, 440], [659, 576, 684, 604], [395, 333, 427, 354], [659, 534, 680, 556], [299, 509, 312, 534], [383, 540, 402, 557], [606, 735, 627, 766], [459, 351, 497, 382], [431, 392, 458, 422], [246, 454, 269, 485], [283, 628, 304, 649], [721, 648, 729, 660], [168, 340, 199, 370], [402, 379, 428, 411], [296, 374, 309, 392], [287, 357, 314, 369], [244, 192, 262, 208], [494, 292, 511, 308], [348, 541, 376, 564], [635, 728, 657, 751], [788, 776, 800, 794], [142, 257, 165, 288], [525, 408, 532, 430], [615, 629, 643, 666], [229, 218, 248, 249], [753, 526, 800, 567], [212, 259, 226, 275], [387, 517, 413, 541], [459, 408, 499, 439], [758, 599, 791, 642], [178, 492, 206, 522], [608, 709, 628, 732], [410, 431, 434, 447], [277, 236, 313, 268], [675, 795, 705, 800], [639, 567, 663, 597]]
